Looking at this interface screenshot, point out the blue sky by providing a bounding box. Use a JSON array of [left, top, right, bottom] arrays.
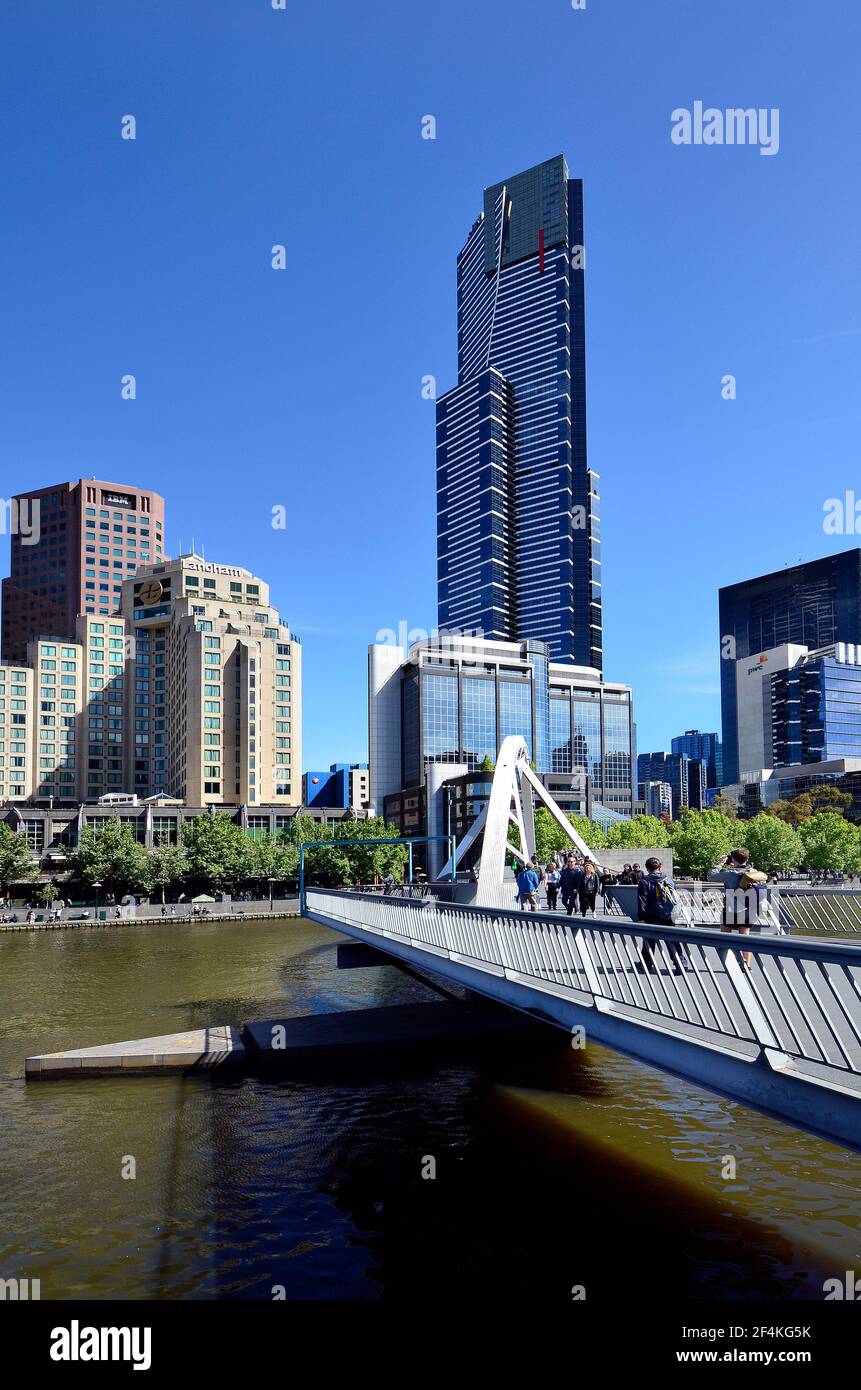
[[2, 0, 860, 770]]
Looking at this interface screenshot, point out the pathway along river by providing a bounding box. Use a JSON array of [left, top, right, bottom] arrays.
[[1, 917, 859, 1300]]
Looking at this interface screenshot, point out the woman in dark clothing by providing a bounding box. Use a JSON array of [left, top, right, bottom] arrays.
[[578, 860, 600, 917]]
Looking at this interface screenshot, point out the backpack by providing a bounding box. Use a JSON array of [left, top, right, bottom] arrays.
[[646, 874, 678, 924], [739, 868, 768, 889]]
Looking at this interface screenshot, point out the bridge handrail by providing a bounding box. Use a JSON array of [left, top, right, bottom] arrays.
[[306, 886, 861, 1085]]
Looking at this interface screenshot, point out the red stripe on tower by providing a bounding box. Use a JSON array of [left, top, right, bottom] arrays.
[[538, 228, 545, 273]]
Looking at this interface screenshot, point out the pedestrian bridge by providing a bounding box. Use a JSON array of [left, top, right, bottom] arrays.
[[305, 886, 861, 1152]]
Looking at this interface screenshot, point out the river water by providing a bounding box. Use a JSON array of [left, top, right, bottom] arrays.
[[1, 918, 859, 1301]]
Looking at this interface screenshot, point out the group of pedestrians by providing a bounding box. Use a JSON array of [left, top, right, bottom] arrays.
[[513, 844, 770, 977], [515, 852, 605, 917]]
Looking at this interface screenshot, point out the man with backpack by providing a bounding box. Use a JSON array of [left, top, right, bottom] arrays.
[[708, 847, 768, 969], [637, 857, 690, 975]]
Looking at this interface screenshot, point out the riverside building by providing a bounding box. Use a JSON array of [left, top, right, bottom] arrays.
[[368, 634, 633, 865], [0, 553, 301, 809]]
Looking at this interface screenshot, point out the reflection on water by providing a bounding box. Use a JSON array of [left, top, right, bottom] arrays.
[[0, 918, 859, 1300]]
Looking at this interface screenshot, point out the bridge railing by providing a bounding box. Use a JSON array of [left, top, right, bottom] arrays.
[[306, 887, 861, 1087]]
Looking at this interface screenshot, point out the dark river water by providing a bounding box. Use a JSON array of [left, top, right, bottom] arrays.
[[1, 918, 859, 1301]]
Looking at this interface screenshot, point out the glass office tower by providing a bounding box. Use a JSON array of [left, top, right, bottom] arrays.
[[436, 155, 601, 668], [719, 550, 861, 784]]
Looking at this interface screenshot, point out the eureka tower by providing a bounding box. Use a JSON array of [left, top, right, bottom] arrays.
[[436, 155, 601, 669]]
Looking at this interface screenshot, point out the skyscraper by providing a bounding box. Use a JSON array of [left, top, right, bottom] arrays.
[[719, 549, 861, 784], [436, 155, 601, 668], [1, 478, 166, 663], [671, 729, 722, 788]]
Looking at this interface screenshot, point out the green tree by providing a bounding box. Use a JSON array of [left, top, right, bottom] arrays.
[[670, 809, 735, 878], [65, 822, 152, 897], [0, 823, 37, 895], [248, 834, 299, 883], [478, 755, 496, 773], [147, 842, 189, 904], [287, 816, 408, 886], [797, 813, 861, 871], [808, 786, 852, 817], [569, 814, 607, 850], [740, 814, 802, 873], [38, 882, 56, 906], [770, 793, 814, 828], [710, 793, 738, 820], [605, 815, 671, 850], [181, 814, 254, 891]]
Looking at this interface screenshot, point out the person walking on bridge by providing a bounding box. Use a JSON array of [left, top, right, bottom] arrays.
[[578, 860, 600, 917], [516, 862, 540, 911], [560, 855, 581, 916], [637, 857, 689, 975]]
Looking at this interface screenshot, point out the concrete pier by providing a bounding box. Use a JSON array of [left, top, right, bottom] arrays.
[[25, 1025, 245, 1078]]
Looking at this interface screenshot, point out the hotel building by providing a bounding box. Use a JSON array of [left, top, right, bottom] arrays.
[[0, 553, 301, 809]]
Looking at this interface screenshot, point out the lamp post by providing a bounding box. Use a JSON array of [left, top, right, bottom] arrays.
[[268, 876, 275, 912], [93, 880, 102, 915]]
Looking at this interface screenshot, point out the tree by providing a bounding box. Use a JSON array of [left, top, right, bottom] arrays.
[[181, 814, 254, 890], [670, 810, 736, 878], [605, 815, 671, 850], [741, 814, 802, 873], [798, 813, 861, 871], [769, 793, 813, 828], [478, 755, 496, 773], [808, 786, 852, 817], [287, 816, 408, 886], [710, 793, 738, 820], [65, 821, 152, 897], [248, 834, 299, 883], [0, 823, 37, 894], [568, 815, 607, 849], [148, 842, 189, 904]]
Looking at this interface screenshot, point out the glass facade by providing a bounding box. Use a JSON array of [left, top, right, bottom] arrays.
[[719, 551, 861, 783], [499, 679, 533, 754], [461, 676, 497, 766], [771, 656, 861, 766], [436, 155, 602, 668], [420, 671, 459, 765], [394, 642, 633, 814]]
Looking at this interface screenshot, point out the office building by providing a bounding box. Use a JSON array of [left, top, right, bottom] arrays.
[[2, 478, 166, 663], [719, 549, 861, 784], [733, 640, 861, 777], [436, 155, 601, 667], [642, 781, 673, 820], [303, 764, 369, 810], [637, 750, 705, 818], [369, 634, 633, 860], [671, 729, 722, 788]]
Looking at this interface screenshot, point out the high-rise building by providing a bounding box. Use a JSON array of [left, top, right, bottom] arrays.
[[436, 155, 601, 667], [671, 729, 722, 788], [733, 640, 861, 776], [642, 781, 673, 820], [1, 478, 166, 664], [120, 554, 300, 805], [719, 549, 861, 785], [637, 750, 705, 818], [1, 552, 301, 808]]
